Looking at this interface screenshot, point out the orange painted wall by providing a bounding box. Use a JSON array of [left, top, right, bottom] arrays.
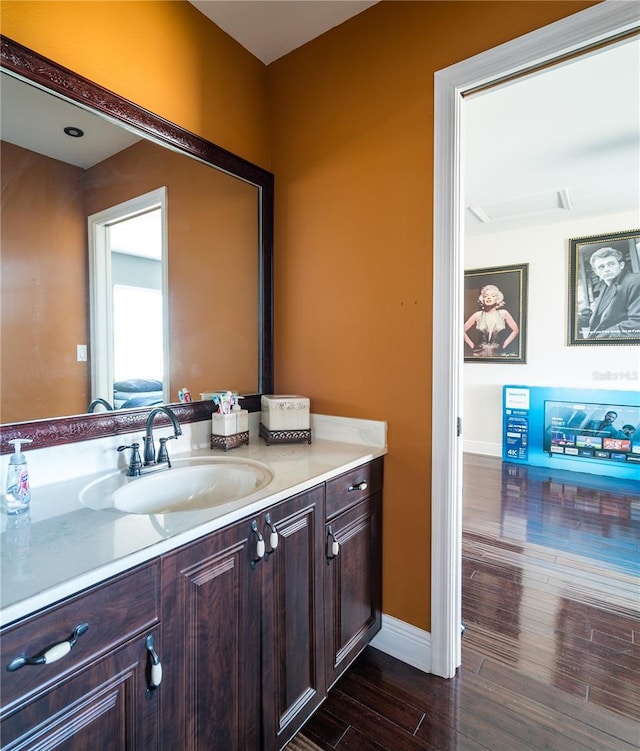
[[1, 142, 89, 422], [84, 140, 259, 399], [267, 1, 595, 630]]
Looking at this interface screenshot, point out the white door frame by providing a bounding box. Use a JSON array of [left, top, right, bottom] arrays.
[[88, 187, 169, 405], [431, 1, 640, 678]]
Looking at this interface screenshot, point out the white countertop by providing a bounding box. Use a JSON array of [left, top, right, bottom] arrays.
[[1, 416, 386, 627]]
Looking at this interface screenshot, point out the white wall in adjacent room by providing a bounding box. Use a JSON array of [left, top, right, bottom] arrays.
[[463, 210, 640, 456]]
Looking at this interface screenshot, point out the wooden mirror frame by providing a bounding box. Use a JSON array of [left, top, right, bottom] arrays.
[[0, 36, 274, 453]]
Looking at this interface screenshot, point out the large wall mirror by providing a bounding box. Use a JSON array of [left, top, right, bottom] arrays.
[[0, 36, 273, 452]]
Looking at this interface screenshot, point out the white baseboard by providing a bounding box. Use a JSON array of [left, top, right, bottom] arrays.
[[370, 614, 431, 673], [463, 439, 501, 457]]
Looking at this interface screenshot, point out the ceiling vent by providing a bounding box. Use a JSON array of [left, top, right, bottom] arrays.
[[468, 188, 573, 223]]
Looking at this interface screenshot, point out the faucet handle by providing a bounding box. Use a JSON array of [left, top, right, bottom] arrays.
[[117, 443, 142, 476], [157, 436, 176, 466]]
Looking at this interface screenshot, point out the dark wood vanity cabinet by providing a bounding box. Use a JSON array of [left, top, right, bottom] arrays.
[[1, 458, 383, 751], [260, 484, 326, 751], [260, 464, 383, 749], [159, 484, 326, 751], [324, 458, 383, 689], [159, 511, 262, 751], [0, 563, 161, 750]]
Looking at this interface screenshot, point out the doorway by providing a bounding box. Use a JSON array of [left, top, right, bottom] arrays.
[[431, 3, 639, 678], [88, 187, 169, 410]]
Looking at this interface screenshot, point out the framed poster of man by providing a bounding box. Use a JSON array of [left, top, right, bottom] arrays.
[[567, 229, 640, 346], [464, 264, 528, 363]]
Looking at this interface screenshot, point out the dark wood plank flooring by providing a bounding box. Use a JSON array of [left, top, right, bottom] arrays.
[[300, 454, 640, 750]]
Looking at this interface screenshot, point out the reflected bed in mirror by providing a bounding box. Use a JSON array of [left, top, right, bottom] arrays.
[[0, 36, 273, 452]]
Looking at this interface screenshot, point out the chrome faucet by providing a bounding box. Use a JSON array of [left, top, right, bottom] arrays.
[[143, 406, 182, 466], [88, 398, 113, 412]]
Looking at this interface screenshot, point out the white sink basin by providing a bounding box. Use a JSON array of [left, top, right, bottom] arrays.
[[79, 457, 273, 514]]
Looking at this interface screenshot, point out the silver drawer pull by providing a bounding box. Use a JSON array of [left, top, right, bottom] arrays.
[[250, 519, 265, 569], [264, 513, 279, 559], [7, 623, 89, 672], [326, 526, 340, 562], [348, 481, 368, 492], [145, 634, 163, 692]]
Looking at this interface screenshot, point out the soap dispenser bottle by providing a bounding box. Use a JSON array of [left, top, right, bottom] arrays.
[[4, 438, 33, 515]]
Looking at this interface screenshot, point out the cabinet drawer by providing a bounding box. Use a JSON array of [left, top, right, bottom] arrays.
[[1, 561, 159, 713], [325, 458, 383, 520]]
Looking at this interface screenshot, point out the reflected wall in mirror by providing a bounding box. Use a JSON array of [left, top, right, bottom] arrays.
[[0, 36, 273, 451]]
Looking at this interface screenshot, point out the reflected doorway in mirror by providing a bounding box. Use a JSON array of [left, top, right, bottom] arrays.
[[88, 187, 169, 410]]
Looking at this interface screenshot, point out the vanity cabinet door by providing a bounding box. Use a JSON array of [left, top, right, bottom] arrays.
[[1, 564, 160, 712], [325, 488, 382, 689], [1, 627, 160, 750], [260, 485, 326, 751], [160, 516, 261, 751], [1, 563, 161, 750]]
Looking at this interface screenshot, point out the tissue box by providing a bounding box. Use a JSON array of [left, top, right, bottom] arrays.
[[261, 395, 310, 431]]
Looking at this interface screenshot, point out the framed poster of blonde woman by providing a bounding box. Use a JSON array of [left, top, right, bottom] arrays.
[[464, 264, 528, 363]]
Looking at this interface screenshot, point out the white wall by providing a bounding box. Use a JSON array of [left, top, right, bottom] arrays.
[[463, 209, 640, 456]]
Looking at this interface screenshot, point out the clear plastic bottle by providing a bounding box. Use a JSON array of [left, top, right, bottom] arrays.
[[4, 438, 33, 515]]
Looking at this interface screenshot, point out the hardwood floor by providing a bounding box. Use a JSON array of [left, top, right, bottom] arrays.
[[300, 454, 640, 750]]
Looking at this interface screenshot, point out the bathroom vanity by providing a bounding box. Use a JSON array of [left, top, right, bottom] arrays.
[[0, 434, 383, 751]]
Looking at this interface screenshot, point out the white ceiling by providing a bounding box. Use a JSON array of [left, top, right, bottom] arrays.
[[465, 36, 640, 235], [189, 0, 379, 64], [0, 72, 141, 169]]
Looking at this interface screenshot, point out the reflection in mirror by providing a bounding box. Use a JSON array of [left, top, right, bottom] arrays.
[[0, 36, 273, 451], [110, 209, 164, 406], [2, 71, 258, 421], [88, 188, 168, 411]]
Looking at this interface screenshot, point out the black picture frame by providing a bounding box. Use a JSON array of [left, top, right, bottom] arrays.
[[464, 264, 528, 363], [567, 229, 640, 346]]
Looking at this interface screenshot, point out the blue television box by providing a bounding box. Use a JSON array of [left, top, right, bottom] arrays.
[[502, 385, 640, 481]]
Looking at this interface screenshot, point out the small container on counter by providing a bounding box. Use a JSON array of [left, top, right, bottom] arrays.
[[4, 439, 33, 515], [259, 395, 312, 445], [211, 394, 249, 451]]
